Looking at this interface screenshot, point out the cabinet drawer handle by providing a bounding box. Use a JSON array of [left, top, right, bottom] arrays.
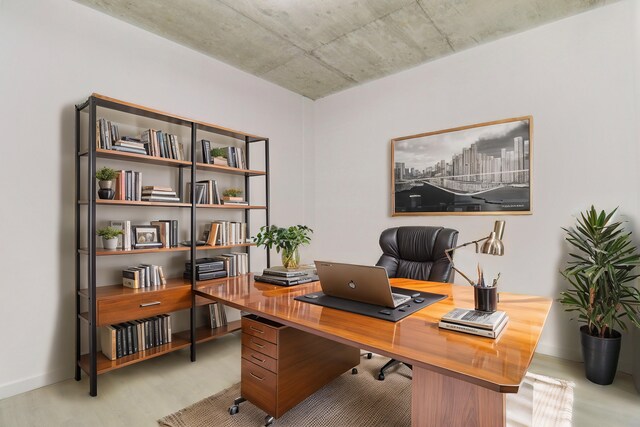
[[251, 354, 265, 363], [140, 301, 161, 307], [251, 340, 265, 349], [249, 372, 264, 381], [249, 326, 264, 334]]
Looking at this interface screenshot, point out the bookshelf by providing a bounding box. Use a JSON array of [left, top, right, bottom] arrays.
[[75, 94, 270, 396]]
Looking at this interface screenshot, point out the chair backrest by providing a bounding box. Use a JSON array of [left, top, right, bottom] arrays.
[[375, 226, 459, 283]]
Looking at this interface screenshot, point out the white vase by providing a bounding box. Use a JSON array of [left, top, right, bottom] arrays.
[[102, 237, 118, 250]]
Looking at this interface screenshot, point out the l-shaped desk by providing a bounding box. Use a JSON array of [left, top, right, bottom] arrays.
[[196, 275, 551, 427]]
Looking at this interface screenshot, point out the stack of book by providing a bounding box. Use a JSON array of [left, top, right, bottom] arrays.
[[438, 308, 509, 338], [96, 118, 120, 150], [254, 265, 318, 287], [113, 137, 147, 155], [221, 198, 249, 206], [184, 258, 227, 281], [207, 302, 228, 329], [187, 180, 221, 205], [142, 186, 180, 203], [100, 314, 172, 360], [150, 220, 179, 248], [122, 264, 167, 288]]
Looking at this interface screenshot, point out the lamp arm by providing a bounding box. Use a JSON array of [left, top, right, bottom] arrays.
[[444, 236, 491, 286]]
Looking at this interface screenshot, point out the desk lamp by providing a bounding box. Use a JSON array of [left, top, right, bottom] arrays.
[[445, 220, 505, 286]]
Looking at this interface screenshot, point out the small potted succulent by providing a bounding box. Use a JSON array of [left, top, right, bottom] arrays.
[[97, 226, 124, 250], [210, 147, 228, 166], [254, 225, 313, 269], [95, 167, 117, 199], [223, 188, 243, 202]]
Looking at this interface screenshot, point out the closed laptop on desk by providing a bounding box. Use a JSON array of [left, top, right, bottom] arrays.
[[314, 261, 411, 308]]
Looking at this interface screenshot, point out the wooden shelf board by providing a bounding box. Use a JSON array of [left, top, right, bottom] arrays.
[[196, 204, 267, 210], [79, 200, 191, 208], [91, 148, 192, 167], [78, 278, 190, 299], [174, 321, 242, 344], [91, 94, 266, 141], [79, 243, 254, 256], [194, 162, 265, 176], [79, 335, 191, 375]]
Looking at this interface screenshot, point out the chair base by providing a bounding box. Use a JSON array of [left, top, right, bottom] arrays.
[[378, 358, 412, 381]]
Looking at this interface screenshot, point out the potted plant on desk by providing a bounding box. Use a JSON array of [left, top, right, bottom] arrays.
[[559, 206, 640, 385], [254, 225, 313, 269]]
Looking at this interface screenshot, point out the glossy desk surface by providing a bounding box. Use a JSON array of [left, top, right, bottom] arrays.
[[196, 275, 552, 393]]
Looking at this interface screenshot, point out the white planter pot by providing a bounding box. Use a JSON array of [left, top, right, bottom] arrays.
[[102, 237, 118, 250]]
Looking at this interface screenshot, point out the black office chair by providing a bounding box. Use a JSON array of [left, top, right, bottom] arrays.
[[375, 226, 458, 381]]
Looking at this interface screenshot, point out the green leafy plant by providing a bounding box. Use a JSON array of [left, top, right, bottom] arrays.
[[95, 167, 117, 181], [559, 206, 640, 338], [254, 225, 313, 254], [96, 226, 124, 240], [210, 148, 228, 159], [223, 188, 243, 197]]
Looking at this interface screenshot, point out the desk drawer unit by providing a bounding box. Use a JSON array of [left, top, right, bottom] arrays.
[[97, 286, 191, 326], [240, 314, 359, 419]]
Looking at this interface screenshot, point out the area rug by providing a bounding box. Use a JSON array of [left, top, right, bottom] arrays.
[[159, 355, 574, 427]]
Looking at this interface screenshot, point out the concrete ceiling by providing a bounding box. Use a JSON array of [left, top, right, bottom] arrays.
[[75, 0, 615, 100]]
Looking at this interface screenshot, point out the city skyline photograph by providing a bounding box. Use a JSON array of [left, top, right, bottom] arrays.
[[392, 117, 532, 215]]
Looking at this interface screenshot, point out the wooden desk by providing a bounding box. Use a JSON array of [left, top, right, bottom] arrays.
[[196, 275, 552, 427]]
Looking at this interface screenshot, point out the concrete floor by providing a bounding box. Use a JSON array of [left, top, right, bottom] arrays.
[[0, 333, 638, 426]]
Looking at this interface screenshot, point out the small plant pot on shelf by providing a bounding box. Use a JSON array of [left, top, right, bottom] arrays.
[[102, 237, 118, 251], [97, 180, 114, 200], [580, 325, 621, 385], [213, 157, 228, 166]]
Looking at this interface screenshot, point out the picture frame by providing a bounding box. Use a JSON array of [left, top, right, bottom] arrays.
[[391, 116, 532, 216], [132, 225, 162, 248]]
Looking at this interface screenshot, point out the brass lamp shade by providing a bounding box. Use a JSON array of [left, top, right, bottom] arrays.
[[480, 221, 505, 256]]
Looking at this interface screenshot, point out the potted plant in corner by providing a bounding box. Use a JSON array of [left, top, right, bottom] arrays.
[[95, 167, 118, 200], [97, 226, 124, 251], [254, 225, 313, 269], [559, 206, 640, 385]]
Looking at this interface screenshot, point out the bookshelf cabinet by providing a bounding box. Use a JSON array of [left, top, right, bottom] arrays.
[[75, 94, 270, 396]]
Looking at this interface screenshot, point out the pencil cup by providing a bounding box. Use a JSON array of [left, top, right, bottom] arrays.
[[474, 286, 497, 312]]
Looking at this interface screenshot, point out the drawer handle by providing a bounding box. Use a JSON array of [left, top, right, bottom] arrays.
[[251, 340, 265, 349], [140, 301, 161, 307], [249, 326, 265, 334], [249, 372, 264, 381], [251, 354, 265, 363]]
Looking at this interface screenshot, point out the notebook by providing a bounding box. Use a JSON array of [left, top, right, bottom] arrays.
[[314, 261, 412, 308]]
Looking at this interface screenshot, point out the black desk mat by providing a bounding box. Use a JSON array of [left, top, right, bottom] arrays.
[[294, 287, 447, 322]]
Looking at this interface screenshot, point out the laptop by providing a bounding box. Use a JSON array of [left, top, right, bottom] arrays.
[[314, 261, 412, 308]]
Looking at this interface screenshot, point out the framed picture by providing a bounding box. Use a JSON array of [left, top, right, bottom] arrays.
[[132, 225, 162, 248], [391, 116, 532, 216]]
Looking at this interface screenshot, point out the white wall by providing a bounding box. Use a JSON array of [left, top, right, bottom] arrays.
[[310, 1, 640, 372], [0, 0, 311, 399]]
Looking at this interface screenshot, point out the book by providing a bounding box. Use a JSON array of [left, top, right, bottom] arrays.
[[200, 139, 211, 164], [151, 221, 171, 248], [440, 308, 507, 330], [111, 145, 147, 155], [142, 185, 173, 192], [206, 222, 220, 246], [439, 315, 509, 338], [122, 268, 140, 289], [141, 196, 181, 202], [100, 325, 117, 361]]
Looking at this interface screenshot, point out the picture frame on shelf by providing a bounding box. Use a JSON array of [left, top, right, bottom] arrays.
[[391, 116, 532, 216], [132, 225, 162, 248]]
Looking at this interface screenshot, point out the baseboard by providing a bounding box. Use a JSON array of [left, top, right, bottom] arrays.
[[0, 368, 71, 400]]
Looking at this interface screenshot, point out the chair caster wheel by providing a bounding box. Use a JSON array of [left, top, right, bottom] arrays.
[[378, 373, 385, 381], [265, 415, 275, 426], [351, 368, 358, 374], [228, 405, 239, 415], [366, 353, 372, 359]]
